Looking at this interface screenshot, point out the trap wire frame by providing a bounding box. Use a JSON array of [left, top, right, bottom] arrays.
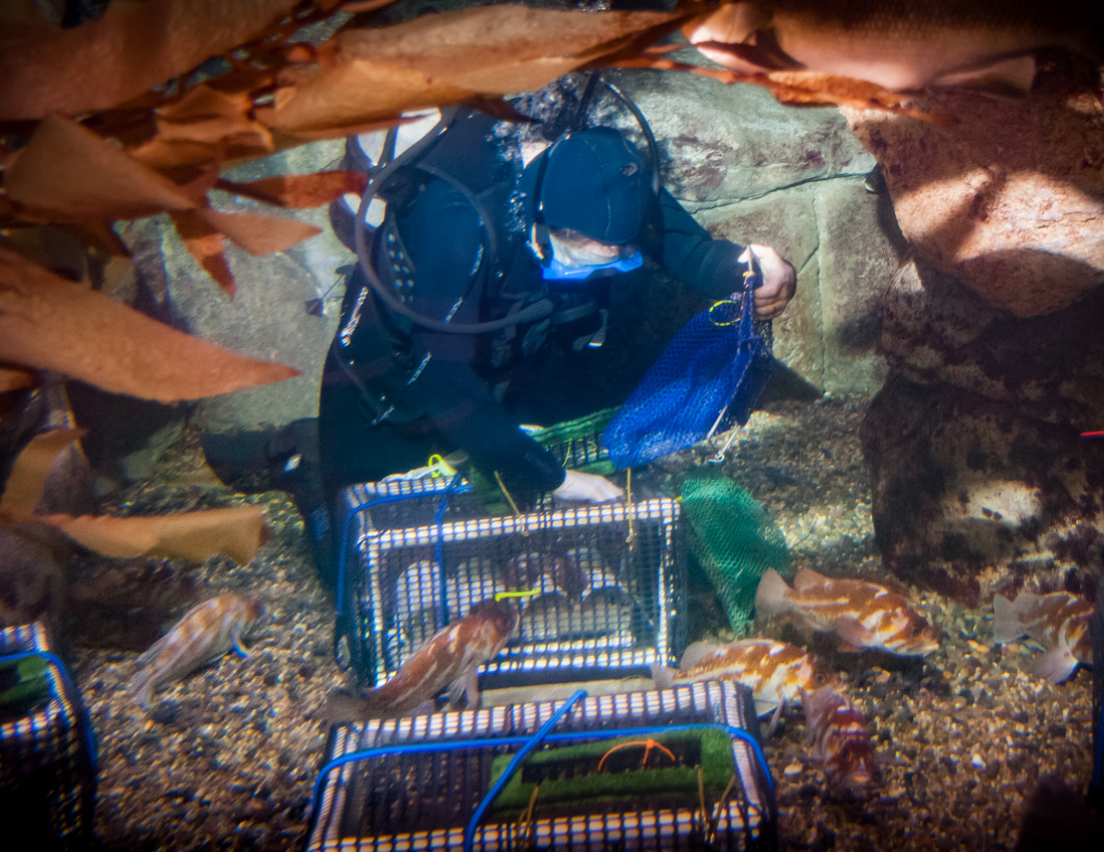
[[0, 622, 97, 851], [334, 475, 685, 688], [307, 681, 778, 852]]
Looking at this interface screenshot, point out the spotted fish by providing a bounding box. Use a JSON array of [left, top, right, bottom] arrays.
[[992, 590, 1093, 684], [756, 568, 939, 655], [327, 598, 518, 721], [131, 592, 266, 709], [651, 638, 832, 720], [803, 685, 878, 786]]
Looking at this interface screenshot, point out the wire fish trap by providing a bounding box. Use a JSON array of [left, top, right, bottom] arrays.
[[307, 682, 777, 852], [0, 623, 97, 850], [335, 476, 684, 688]]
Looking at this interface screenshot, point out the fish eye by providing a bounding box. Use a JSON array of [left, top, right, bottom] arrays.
[[909, 625, 924, 637], [814, 672, 827, 686]]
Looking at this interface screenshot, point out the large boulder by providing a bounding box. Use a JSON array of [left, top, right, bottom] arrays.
[[841, 82, 1104, 318], [861, 258, 1104, 605]]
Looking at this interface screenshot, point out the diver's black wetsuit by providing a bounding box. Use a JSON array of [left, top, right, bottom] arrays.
[[320, 110, 747, 501]]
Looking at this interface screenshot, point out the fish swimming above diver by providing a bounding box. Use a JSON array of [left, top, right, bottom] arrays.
[[993, 590, 1093, 684], [131, 592, 266, 709], [327, 598, 518, 721], [755, 568, 940, 655], [651, 638, 832, 729], [684, 0, 1104, 94], [802, 685, 879, 786]]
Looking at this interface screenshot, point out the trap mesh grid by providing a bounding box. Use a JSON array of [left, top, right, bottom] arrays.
[[0, 623, 96, 850], [307, 682, 777, 852], [335, 477, 684, 687]]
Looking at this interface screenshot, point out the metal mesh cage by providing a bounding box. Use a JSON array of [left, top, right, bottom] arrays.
[[307, 682, 777, 852], [0, 622, 96, 851], [335, 477, 684, 687]]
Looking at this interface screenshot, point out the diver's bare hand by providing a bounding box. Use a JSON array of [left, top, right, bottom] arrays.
[[553, 470, 623, 503], [739, 244, 796, 320]]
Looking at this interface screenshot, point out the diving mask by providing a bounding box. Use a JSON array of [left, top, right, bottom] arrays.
[[535, 228, 643, 282]]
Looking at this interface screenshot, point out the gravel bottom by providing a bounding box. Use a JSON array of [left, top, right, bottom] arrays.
[[64, 395, 1097, 851]]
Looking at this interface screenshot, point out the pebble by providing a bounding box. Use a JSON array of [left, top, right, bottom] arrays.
[[783, 762, 804, 777]]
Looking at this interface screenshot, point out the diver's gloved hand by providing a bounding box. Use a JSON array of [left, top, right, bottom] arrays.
[[740, 244, 796, 321], [553, 470, 623, 503]]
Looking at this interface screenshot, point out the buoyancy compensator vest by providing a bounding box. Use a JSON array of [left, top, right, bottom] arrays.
[[330, 75, 662, 426]]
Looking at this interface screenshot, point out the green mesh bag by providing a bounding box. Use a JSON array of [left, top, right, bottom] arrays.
[[528, 407, 617, 477], [680, 474, 789, 635]]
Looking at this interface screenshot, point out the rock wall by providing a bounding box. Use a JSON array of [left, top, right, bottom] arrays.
[[861, 258, 1104, 606], [841, 81, 1104, 318], [619, 71, 895, 396]]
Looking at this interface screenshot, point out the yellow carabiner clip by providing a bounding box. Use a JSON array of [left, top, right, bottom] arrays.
[[426, 454, 457, 478], [708, 299, 741, 328]]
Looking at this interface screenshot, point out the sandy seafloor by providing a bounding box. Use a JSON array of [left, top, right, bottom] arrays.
[[68, 394, 1096, 851]]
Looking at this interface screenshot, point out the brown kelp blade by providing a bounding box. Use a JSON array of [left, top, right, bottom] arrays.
[[37, 505, 269, 565], [257, 5, 684, 136], [216, 172, 369, 209], [0, 248, 298, 401], [615, 52, 953, 124], [5, 114, 199, 221], [0, 428, 84, 518], [0, 0, 304, 121]]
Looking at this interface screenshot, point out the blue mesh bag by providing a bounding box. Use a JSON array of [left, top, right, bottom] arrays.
[[603, 265, 774, 469]]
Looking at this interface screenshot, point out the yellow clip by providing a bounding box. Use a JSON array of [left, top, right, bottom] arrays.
[[427, 454, 457, 478], [495, 589, 541, 602], [707, 299, 740, 328]]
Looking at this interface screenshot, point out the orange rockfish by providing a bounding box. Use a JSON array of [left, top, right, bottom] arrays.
[[327, 598, 518, 721], [755, 568, 939, 656], [131, 593, 266, 709], [652, 638, 831, 718], [803, 686, 878, 786], [992, 591, 1093, 684]]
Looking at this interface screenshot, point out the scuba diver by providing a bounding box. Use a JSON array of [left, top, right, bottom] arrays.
[[204, 79, 796, 580]]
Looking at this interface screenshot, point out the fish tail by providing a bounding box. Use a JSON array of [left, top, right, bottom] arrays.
[[131, 671, 154, 710], [650, 662, 676, 691], [324, 689, 376, 723], [755, 569, 792, 618], [992, 594, 1023, 643], [1030, 647, 1079, 685]]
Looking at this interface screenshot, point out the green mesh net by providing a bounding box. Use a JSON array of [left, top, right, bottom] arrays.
[[680, 474, 789, 635], [463, 409, 618, 514], [529, 407, 617, 477]]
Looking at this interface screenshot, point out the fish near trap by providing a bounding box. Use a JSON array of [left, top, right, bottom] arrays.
[[334, 474, 686, 690], [0, 622, 96, 850], [306, 681, 777, 851]]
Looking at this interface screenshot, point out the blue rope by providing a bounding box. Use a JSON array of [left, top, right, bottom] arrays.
[[311, 718, 775, 843], [0, 650, 98, 769], [463, 689, 587, 852]]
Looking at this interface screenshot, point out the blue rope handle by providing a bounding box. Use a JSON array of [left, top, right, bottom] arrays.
[[463, 689, 588, 852], [311, 719, 776, 845], [0, 650, 98, 767]]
